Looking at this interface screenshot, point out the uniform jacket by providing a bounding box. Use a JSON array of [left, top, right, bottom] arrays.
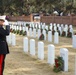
[[0, 25, 10, 54]]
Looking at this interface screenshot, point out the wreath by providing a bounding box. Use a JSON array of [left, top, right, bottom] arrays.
[[53, 56, 64, 73], [67, 32, 72, 38], [52, 30, 55, 35], [39, 34, 44, 40], [61, 31, 66, 37], [16, 30, 20, 34], [10, 28, 13, 32], [19, 30, 23, 35], [12, 29, 16, 33], [74, 33, 76, 35], [22, 31, 27, 36], [48, 29, 51, 31], [57, 30, 60, 36]]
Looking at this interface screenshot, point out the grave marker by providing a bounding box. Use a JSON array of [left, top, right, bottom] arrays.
[[48, 44, 55, 65], [23, 37, 28, 53], [33, 28, 36, 38], [30, 39, 35, 56], [38, 41, 44, 60], [54, 32, 59, 44], [72, 35, 76, 48], [43, 30, 46, 40], [11, 33, 16, 46], [60, 48, 68, 71], [48, 31, 52, 42], [38, 29, 41, 39]]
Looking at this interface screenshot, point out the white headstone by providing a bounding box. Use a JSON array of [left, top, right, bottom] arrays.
[[53, 23, 56, 27], [16, 26, 19, 30], [54, 26, 57, 31], [38, 29, 41, 39], [38, 24, 41, 29], [65, 24, 68, 29], [19, 26, 22, 31], [60, 48, 68, 71], [30, 23, 32, 27], [57, 24, 60, 27], [48, 31, 52, 42], [11, 33, 16, 46], [49, 25, 52, 31], [23, 26, 25, 31], [45, 26, 48, 30], [30, 39, 35, 56], [15, 26, 17, 30], [50, 23, 52, 26], [42, 25, 45, 30], [43, 23, 45, 26], [69, 25, 72, 28], [29, 28, 32, 37], [6, 33, 12, 44], [59, 26, 62, 35], [38, 42, 44, 60], [69, 28, 73, 33], [48, 44, 55, 65], [54, 32, 59, 44], [35, 24, 38, 28], [23, 37, 28, 53], [43, 30, 46, 40], [33, 28, 36, 38], [24, 23, 26, 27], [61, 24, 64, 30], [11, 25, 14, 29], [26, 27, 28, 36], [72, 35, 76, 48]]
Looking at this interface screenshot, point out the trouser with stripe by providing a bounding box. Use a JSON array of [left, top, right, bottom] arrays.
[[0, 55, 6, 75]]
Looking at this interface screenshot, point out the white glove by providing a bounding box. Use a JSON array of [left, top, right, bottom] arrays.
[[4, 20, 9, 25]]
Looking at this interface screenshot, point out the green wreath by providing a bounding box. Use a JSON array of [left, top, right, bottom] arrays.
[[53, 56, 64, 73]]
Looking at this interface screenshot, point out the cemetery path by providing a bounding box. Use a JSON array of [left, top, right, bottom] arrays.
[[4, 31, 76, 75]]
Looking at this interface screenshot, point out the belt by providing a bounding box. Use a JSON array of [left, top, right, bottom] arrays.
[[0, 39, 6, 42]]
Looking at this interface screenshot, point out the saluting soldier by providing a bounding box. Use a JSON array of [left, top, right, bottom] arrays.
[[0, 15, 10, 75]]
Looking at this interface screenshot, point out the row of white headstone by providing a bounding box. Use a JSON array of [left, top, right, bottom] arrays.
[[10, 23, 74, 40], [7, 24, 76, 48], [9, 21, 73, 30], [10, 25, 59, 44], [23, 37, 68, 72], [10, 22, 73, 36], [10, 25, 75, 47]]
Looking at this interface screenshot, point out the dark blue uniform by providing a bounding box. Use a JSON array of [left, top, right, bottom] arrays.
[[0, 25, 10, 75]]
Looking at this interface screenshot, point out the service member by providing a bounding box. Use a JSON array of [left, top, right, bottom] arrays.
[[0, 15, 10, 75]]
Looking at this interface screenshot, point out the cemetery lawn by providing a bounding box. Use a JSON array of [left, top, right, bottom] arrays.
[[4, 26, 76, 75]]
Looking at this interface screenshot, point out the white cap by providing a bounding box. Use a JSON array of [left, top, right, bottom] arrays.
[[0, 15, 6, 21]]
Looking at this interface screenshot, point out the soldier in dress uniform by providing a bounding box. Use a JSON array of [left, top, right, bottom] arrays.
[[0, 15, 10, 75]]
